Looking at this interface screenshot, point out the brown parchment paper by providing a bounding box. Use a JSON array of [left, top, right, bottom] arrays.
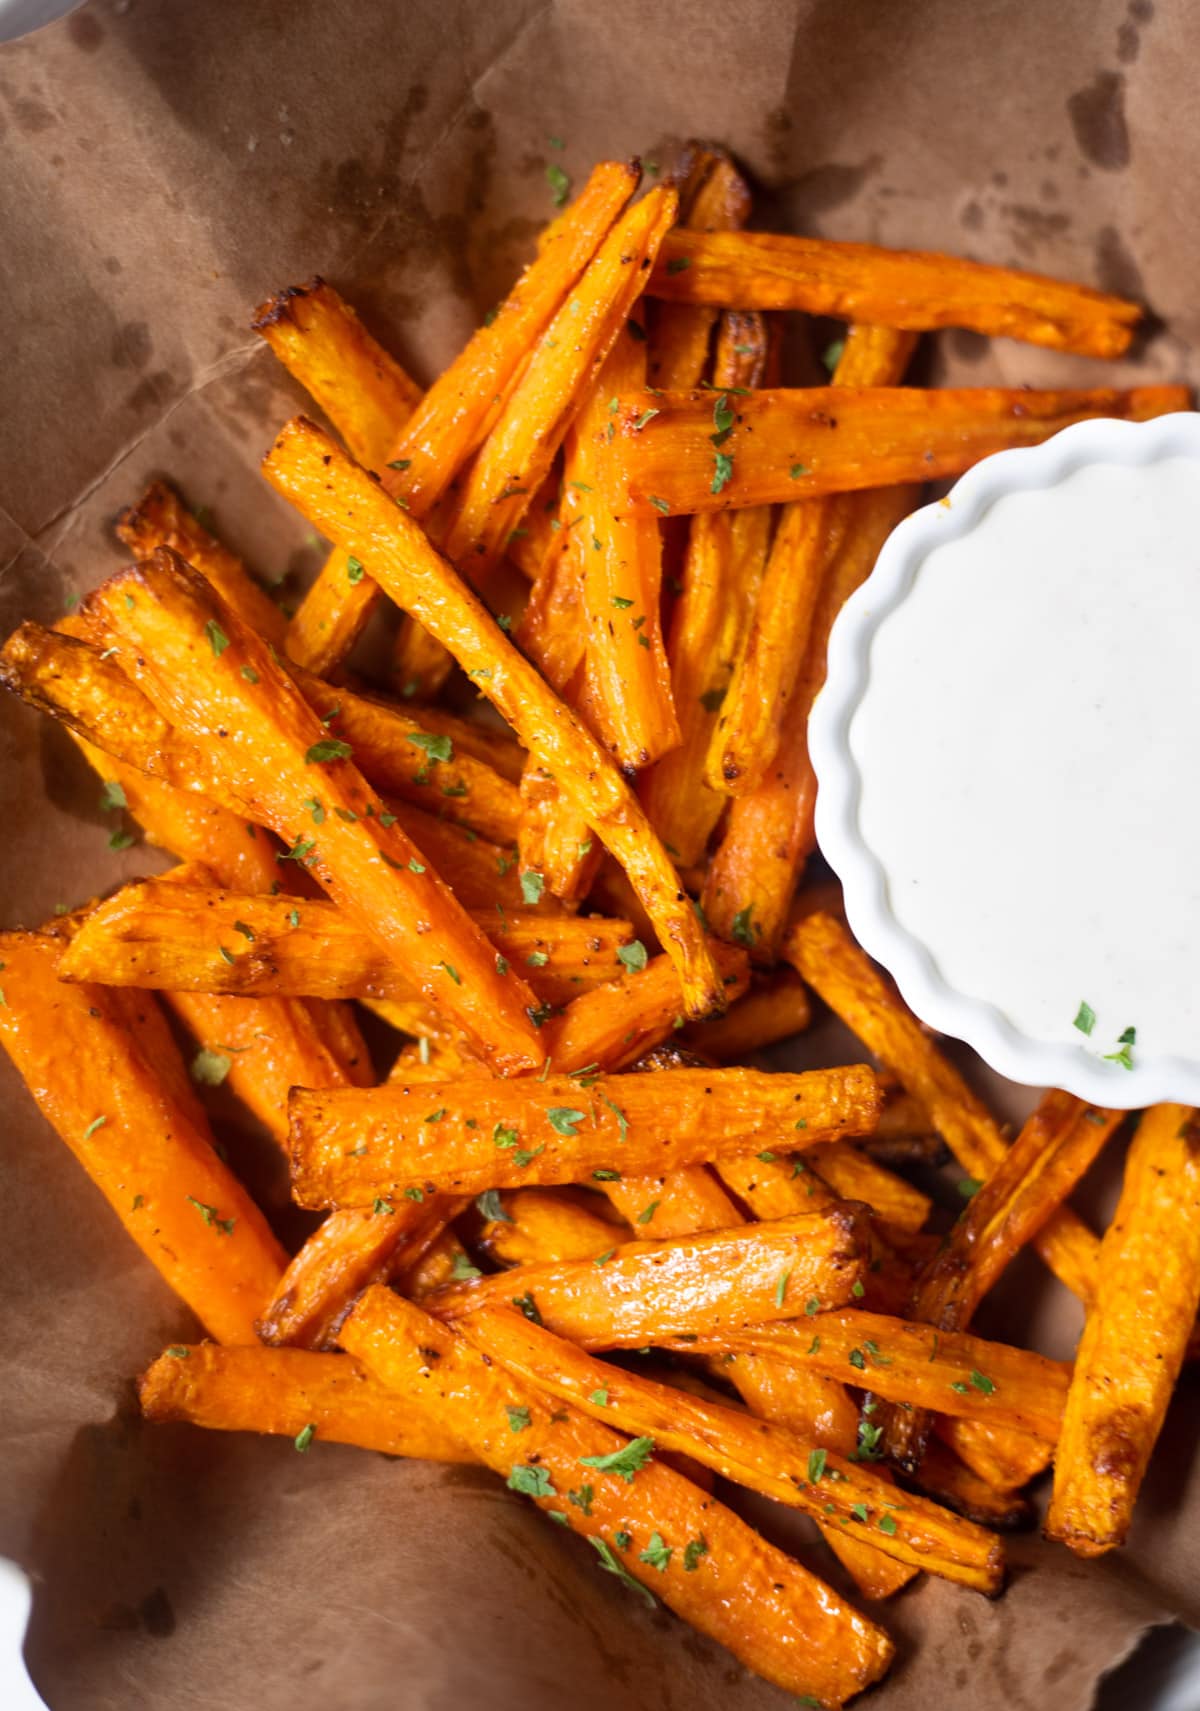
[[2, 1, 1200, 1705]]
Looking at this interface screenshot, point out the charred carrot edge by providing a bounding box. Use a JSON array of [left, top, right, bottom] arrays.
[[59, 881, 634, 1010], [460, 1305, 1002, 1593], [606, 385, 1190, 518], [429, 1210, 869, 1347], [702, 487, 920, 956], [914, 1438, 1034, 1532], [880, 1092, 1122, 1474], [784, 912, 1101, 1298], [682, 968, 811, 1059], [139, 1343, 473, 1461], [115, 480, 288, 645], [647, 227, 1142, 356], [286, 1064, 881, 1205], [262, 418, 724, 1020], [251, 276, 421, 467], [286, 161, 640, 676], [708, 327, 915, 796], [638, 315, 772, 863], [808, 1144, 932, 1235], [1047, 1104, 1200, 1556], [0, 932, 285, 1345], [664, 1311, 1068, 1443], [340, 1286, 895, 1704], [88, 552, 544, 1075]]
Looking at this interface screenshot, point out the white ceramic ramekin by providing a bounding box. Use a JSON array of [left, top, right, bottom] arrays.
[[810, 411, 1200, 1108]]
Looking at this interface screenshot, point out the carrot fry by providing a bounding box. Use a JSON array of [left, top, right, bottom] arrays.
[[518, 754, 602, 904], [431, 1211, 868, 1345], [115, 480, 287, 645], [602, 1166, 743, 1239], [648, 152, 752, 391], [913, 1438, 1033, 1532], [251, 276, 421, 467], [574, 326, 680, 770], [0, 932, 285, 1345], [460, 1305, 1002, 1593], [60, 881, 633, 1009], [262, 418, 724, 1019], [73, 738, 282, 893], [392, 703, 525, 783], [287, 1064, 881, 1205], [683, 968, 812, 1060], [607, 385, 1189, 518], [664, 1312, 1067, 1442], [478, 1188, 624, 1268], [285, 161, 640, 676], [87, 553, 543, 1074], [709, 327, 915, 794], [936, 1416, 1054, 1490], [639, 317, 773, 863], [542, 940, 749, 1073], [504, 466, 563, 581], [785, 912, 1100, 1299], [703, 487, 920, 955], [1047, 1104, 1200, 1556], [341, 1287, 894, 1705], [880, 1092, 1122, 1474], [647, 228, 1142, 356], [139, 1343, 472, 1461], [438, 188, 678, 589], [810, 1144, 932, 1234]]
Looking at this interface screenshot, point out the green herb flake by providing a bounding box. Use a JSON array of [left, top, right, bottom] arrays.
[[520, 870, 546, 906], [807, 1447, 828, 1484], [637, 1199, 660, 1226], [108, 828, 136, 852], [957, 1176, 983, 1199], [1074, 1000, 1096, 1035], [730, 904, 759, 947], [294, 1423, 316, 1453], [190, 1047, 232, 1086], [823, 337, 846, 374], [98, 779, 127, 813], [638, 1531, 672, 1572], [545, 163, 571, 207], [508, 1463, 556, 1498], [547, 1106, 586, 1136], [372, 1198, 395, 1217], [346, 556, 365, 584], [476, 1189, 512, 1224], [568, 1483, 594, 1515], [205, 619, 230, 658], [648, 495, 670, 515], [406, 731, 453, 765], [578, 1436, 654, 1482], [438, 961, 462, 985], [878, 1513, 898, 1536], [711, 450, 734, 495], [512, 1291, 542, 1324], [590, 1537, 656, 1608], [616, 940, 648, 973], [305, 737, 353, 765], [969, 1369, 995, 1395], [82, 1115, 108, 1140], [848, 1348, 866, 1371], [775, 1267, 792, 1309], [665, 256, 691, 276], [505, 1405, 532, 1434]]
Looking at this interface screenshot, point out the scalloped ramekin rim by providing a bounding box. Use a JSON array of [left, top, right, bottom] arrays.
[[810, 410, 1200, 1108]]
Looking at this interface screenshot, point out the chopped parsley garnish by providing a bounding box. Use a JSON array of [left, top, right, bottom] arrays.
[[438, 961, 461, 985], [592, 1167, 621, 1182], [789, 463, 809, 478], [638, 1532, 672, 1572], [520, 870, 546, 906], [823, 337, 846, 374], [165, 1346, 189, 1359], [82, 1115, 108, 1140], [508, 1463, 556, 1498], [637, 1199, 659, 1225], [632, 408, 660, 431], [346, 556, 364, 584], [205, 620, 230, 657], [589, 1389, 609, 1407], [665, 256, 691, 276], [848, 1348, 866, 1370], [372, 1198, 395, 1217], [407, 731, 453, 764], [957, 1177, 983, 1198], [711, 451, 734, 495], [807, 1448, 828, 1484], [505, 1405, 532, 1434], [186, 1195, 234, 1235], [294, 1423, 316, 1453], [568, 1483, 594, 1515], [108, 828, 135, 852], [1105, 1025, 1137, 1070], [878, 1513, 898, 1536], [1074, 1000, 1096, 1035], [98, 779, 127, 813], [305, 738, 352, 765], [190, 1047, 232, 1086], [547, 1106, 585, 1136], [545, 163, 571, 207], [611, 595, 634, 609], [648, 495, 670, 515], [683, 1536, 708, 1571], [512, 1292, 542, 1324], [616, 940, 648, 973], [969, 1369, 995, 1395], [477, 1189, 511, 1224], [590, 1537, 655, 1607], [730, 904, 759, 947], [578, 1436, 654, 1482], [775, 1267, 792, 1308]]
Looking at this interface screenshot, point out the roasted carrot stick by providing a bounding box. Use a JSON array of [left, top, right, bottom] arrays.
[[912, 1439, 1033, 1532], [702, 487, 919, 955], [809, 1145, 932, 1235], [709, 326, 914, 794], [601, 1165, 742, 1238], [263, 418, 724, 1019], [937, 1416, 1054, 1491], [517, 751, 602, 905], [879, 1092, 1122, 1474], [285, 161, 639, 675], [665, 1312, 1067, 1442], [648, 151, 752, 391], [139, 1343, 472, 1460], [460, 1305, 1002, 1593], [251, 276, 421, 467], [607, 385, 1189, 518], [0, 932, 285, 1345], [431, 1210, 868, 1344], [785, 912, 1101, 1302], [639, 315, 773, 864], [87, 552, 543, 1074], [60, 881, 633, 1009], [1047, 1104, 1200, 1556], [682, 969, 811, 1059], [287, 1064, 881, 1205], [477, 1187, 624, 1268], [340, 1287, 894, 1705], [647, 228, 1142, 355], [115, 480, 287, 645]]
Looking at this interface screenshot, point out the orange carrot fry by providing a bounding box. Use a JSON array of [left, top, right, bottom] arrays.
[[665, 1312, 1067, 1442], [648, 152, 752, 391], [282, 162, 639, 677], [438, 188, 678, 589], [608, 385, 1189, 518], [936, 1416, 1054, 1490], [785, 912, 1100, 1301], [139, 1343, 473, 1460], [809, 1144, 932, 1235], [87, 552, 542, 1074], [460, 1305, 1002, 1593], [602, 1165, 742, 1238], [431, 1211, 868, 1345], [0, 932, 285, 1345], [638, 315, 773, 863], [287, 1064, 881, 1206], [60, 881, 632, 1009], [262, 419, 723, 1019], [115, 480, 287, 645], [914, 1438, 1033, 1532], [683, 968, 812, 1059], [710, 327, 914, 794], [251, 276, 421, 467], [341, 1287, 894, 1705], [647, 228, 1142, 356], [880, 1092, 1122, 1474], [478, 1187, 624, 1268], [1047, 1104, 1200, 1556], [702, 486, 920, 955]]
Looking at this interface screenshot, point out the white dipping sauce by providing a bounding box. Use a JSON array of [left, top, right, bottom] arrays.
[[850, 457, 1200, 1070]]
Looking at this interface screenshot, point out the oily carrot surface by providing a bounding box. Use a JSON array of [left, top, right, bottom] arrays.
[[0, 932, 285, 1345], [646, 227, 1142, 355], [477, 1187, 624, 1268], [341, 1287, 894, 1706], [287, 1064, 881, 1205]]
